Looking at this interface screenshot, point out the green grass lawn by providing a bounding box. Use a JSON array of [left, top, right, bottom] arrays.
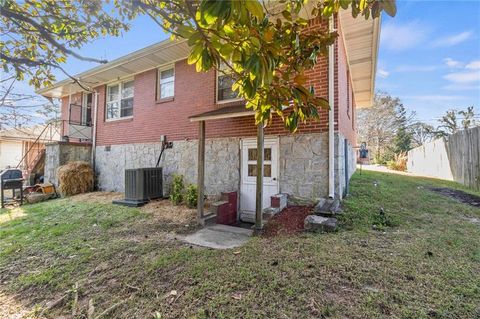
[[1, 171, 479, 319]]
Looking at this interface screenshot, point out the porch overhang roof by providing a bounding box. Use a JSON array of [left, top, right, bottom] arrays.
[[36, 38, 190, 98], [338, 10, 381, 108], [189, 105, 254, 122]]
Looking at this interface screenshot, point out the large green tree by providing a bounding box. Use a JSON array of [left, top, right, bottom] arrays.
[[357, 92, 415, 163], [1, 0, 396, 131]]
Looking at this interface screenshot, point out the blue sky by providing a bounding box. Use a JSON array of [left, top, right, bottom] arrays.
[[377, 0, 480, 125], [13, 1, 480, 127]]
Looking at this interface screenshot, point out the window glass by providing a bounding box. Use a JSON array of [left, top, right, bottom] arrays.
[[217, 74, 237, 101], [121, 98, 133, 117], [106, 101, 119, 119], [106, 80, 134, 120], [159, 68, 174, 99], [247, 164, 272, 177], [107, 84, 119, 102], [122, 80, 134, 99], [264, 164, 271, 177], [248, 164, 257, 177], [161, 68, 174, 79], [248, 149, 257, 161], [264, 148, 271, 161], [248, 148, 271, 161]]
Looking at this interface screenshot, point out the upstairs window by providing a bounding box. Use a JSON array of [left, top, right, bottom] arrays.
[[106, 80, 134, 120], [217, 63, 240, 103], [158, 67, 175, 100]]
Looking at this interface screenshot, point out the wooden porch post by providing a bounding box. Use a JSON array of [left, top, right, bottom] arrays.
[[255, 123, 264, 231], [197, 120, 206, 224]]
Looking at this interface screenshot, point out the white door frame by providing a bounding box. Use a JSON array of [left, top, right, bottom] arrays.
[[240, 136, 280, 214]]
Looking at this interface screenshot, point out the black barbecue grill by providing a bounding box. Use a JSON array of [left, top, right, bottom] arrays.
[[1, 169, 24, 208]]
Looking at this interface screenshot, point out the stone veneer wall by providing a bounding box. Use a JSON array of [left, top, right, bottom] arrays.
[[278, 133, 329, 199], [44, 142, 92, 186], [94, 132, 355, 200], [94, 137, 240, 196]]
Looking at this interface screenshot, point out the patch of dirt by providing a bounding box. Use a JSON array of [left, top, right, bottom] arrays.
[[142, 199, 196, 226], [428, 187, 480, 208], [463, 216, 480, 226], [264, 206, 314, 237], [70, 192, 196, 225], [0, 291, 48, 319], [70, 191, 123, 203]]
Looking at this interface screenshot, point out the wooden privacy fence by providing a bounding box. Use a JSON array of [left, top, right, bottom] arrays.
[[407, 126, 480, 191]]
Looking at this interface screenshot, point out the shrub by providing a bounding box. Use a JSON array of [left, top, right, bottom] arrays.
[[170, 174, 184, 205], [185, 184, 198, 208], [371, 207, 399, 230], [387, 152, 407, 171], [373, 150, 395, 165]]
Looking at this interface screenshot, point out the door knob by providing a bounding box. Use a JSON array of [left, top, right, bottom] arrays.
[[272, 177, 277, 181]]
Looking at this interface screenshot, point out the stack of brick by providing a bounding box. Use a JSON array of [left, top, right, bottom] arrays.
[[212, 191, 237, 225]]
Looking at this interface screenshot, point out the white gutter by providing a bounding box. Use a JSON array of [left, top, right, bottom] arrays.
[[328, 15, 336, 199]]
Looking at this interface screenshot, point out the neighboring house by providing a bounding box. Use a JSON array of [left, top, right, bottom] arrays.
[[37, 11, 380, 222], [0, 124, 60, 181]]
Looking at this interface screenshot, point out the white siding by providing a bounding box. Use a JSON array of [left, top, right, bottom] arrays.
[[0, 141, 23, 169]]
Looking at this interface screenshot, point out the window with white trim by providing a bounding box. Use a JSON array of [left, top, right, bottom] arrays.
[[106, 80, 134, 120], [216, 63, 239, 102], [158, 67, 175, 99]]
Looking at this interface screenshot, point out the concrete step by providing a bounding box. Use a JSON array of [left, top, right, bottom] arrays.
[[201, 213, 217, 226]]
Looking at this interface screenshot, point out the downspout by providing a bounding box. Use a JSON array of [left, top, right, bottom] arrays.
[[328, 15, 336, 199], [91, 90, 99, 173], [66, 86, 72, 139]]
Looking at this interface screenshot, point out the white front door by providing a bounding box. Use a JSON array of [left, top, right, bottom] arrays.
[[240, 138, 279, 219]]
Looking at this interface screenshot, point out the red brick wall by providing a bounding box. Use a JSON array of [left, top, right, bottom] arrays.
[[62, 16, 355, 146], [334, 18, 357, 146]]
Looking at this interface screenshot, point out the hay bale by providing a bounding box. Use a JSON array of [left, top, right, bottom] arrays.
[[57, 161, 94, 196]]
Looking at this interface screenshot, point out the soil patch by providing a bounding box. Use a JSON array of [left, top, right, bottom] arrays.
[[428, 187, 480, 208], [70, 191, 123, 203], [142, 199, 197, 225], [264, 205, 313, 237]]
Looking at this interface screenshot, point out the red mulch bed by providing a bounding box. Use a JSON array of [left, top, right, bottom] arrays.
[[263, 205, 314, 237]]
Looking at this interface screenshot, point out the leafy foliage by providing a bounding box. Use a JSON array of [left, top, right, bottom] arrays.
[[1, 0, 396, 131], [358, 92, 414, 163], [0, 0, 128, 88], [0, 77, 60, 129], [386, 152, 407, 172], [409, 122, 435, 148], [434, 106, 477, 137], [170, 174, 185, 205], [118, 0, 395, 131], [185, 184, 198, 208]]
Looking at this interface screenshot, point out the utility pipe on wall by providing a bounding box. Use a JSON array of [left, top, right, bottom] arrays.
[[328, 15, 336, 199], [91, 90, 99, 170]]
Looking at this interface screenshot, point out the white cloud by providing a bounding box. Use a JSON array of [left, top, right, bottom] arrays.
[[444, 58, 463, 68], [443, 71, 480, 83], [404, 95, 466, 102], [443, 83, 480, 91], [466, 60, 480, 70], [377, 68, 389, 78], [443, 59, 480, 90], [431, 31, 473, 47], [394, 65, 438, 72], [380, 21, 429, 51]]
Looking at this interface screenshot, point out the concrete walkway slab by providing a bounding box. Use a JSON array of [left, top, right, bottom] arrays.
[[183, 224, 253, 249]]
